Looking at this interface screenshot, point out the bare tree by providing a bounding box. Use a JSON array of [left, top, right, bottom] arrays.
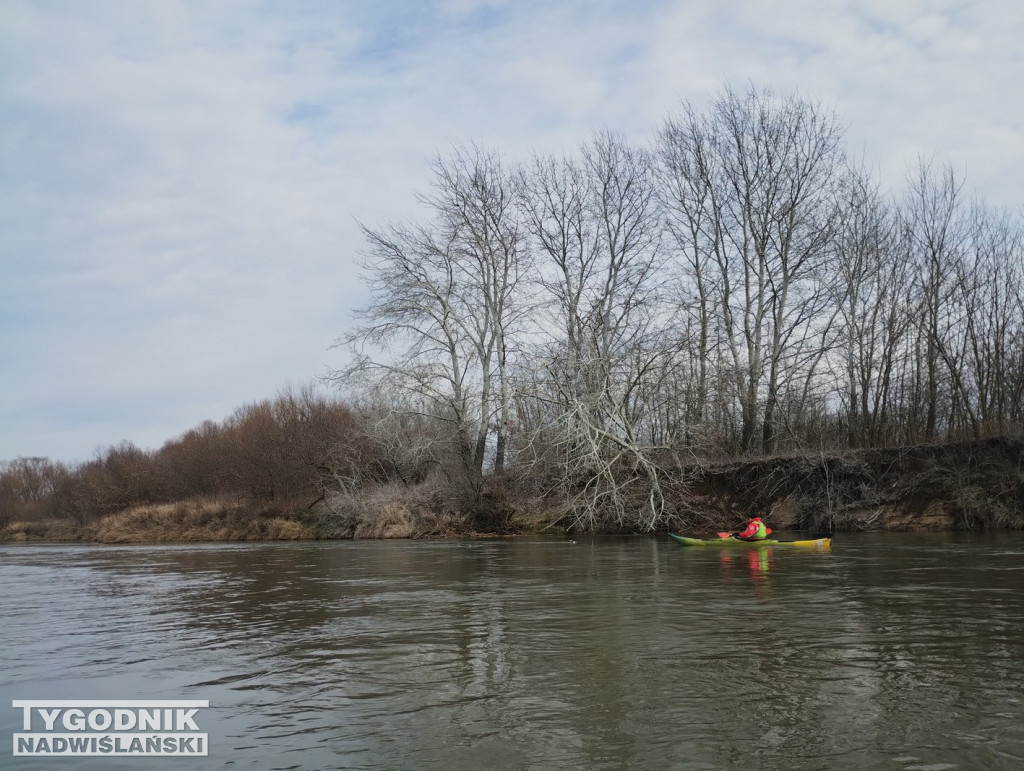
[[902, 158, 967, 440], [0, 457, 70, 524], [942, 200, 1024, 436], [334, 144, 529, 496], [520, 131, 674, 529], [658, 85, 846, 452], [829, 164, 910, 445], [656, 107, 722, 447], [422, 144, 531, 473]]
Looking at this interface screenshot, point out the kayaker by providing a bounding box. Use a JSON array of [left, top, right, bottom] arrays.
[[736, 516, 771, 541]]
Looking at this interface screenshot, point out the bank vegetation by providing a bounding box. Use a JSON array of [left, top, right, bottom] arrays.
[[4, 85, 1024, 542]]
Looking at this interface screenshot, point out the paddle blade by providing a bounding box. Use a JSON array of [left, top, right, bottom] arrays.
[[716, 532, 734, 539]]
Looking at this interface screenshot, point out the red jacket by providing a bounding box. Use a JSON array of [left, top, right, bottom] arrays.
[[739, 518, 771, 539]]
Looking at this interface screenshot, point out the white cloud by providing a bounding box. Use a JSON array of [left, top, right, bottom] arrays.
[[1, 0, 1021, 462]]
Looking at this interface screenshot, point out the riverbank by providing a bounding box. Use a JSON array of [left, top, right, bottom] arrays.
[[676, 435, 1024, 533], [3, 437, 1022, 543], [0, 493, 470, 544]]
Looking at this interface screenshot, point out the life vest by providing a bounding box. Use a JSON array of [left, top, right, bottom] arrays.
[[740, 517, 768, 540]]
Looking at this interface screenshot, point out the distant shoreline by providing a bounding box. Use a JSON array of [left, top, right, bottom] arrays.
[[5, 436, 1023, 544]]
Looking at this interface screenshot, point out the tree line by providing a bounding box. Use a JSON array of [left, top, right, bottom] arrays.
[[333, 84, 1024, 530], [5, 84, 1022, 533], [0, 387, 368, 526]]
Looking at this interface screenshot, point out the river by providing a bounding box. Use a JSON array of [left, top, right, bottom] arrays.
[[2, 533, 1023, 769]]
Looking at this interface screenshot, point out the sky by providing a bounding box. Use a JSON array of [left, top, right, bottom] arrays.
[[1, 0, 1022, 464]]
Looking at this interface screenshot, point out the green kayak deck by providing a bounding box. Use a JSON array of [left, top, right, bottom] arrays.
[[669, 533, 832, 549]]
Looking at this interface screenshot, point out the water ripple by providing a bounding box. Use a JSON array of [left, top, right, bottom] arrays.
[[2, 535, 1024, 769]]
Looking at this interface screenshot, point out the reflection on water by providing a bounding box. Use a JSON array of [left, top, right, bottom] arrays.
[[717, 546, 773, 579], [2, 534, 1023, 769]]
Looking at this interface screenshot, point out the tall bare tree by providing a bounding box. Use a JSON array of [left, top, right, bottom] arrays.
[[659, 85, 846, 451], [335, 145, 529, 492], [423, 145, 530, 473], [830, 164, 910, 445], [520, 131, 672, 529], [941, 200, 1024, 437], [902, 158, 967, 440]]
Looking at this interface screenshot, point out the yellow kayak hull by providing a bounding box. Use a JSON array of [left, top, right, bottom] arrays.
[[669, 533, 832, 549]]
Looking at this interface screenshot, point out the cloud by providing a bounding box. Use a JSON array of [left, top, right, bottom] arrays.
[[1, 0, 1021, 462]]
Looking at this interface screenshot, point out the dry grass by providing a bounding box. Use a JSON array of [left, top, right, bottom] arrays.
[[324, 479, 471, 539], [1, 519, 89, 542], [0, 498, 319, 544], [0, 480, 540, 543]]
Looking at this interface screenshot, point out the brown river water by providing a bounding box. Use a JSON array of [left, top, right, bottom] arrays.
[[2, 533, 1023, 769]]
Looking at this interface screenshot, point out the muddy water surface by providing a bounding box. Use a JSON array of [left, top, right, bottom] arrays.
[[2, 533, 1023, 769]]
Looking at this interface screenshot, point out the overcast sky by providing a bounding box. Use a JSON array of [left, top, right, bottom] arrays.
[[1, 0, 1021, 464]]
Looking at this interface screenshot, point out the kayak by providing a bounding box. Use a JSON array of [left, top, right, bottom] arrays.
[[669, 533, 832, 549]]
